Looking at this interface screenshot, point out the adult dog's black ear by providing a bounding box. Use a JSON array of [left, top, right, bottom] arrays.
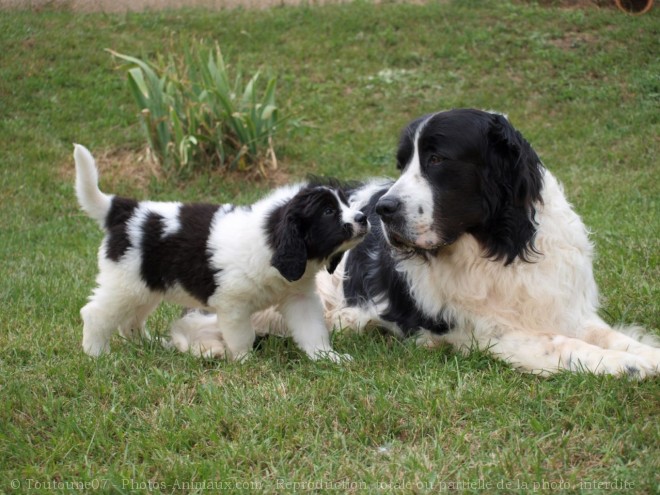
[[326, 252, 344, 274], [481, 113, 544, 264], [487, 113, 543, 208], [270, 217, 308, 282]]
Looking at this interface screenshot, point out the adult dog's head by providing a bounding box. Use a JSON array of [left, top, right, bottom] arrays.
[[376, 109, 544, 264]]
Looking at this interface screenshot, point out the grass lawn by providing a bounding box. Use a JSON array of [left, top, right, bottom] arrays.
[[1, 1, 658, 493]]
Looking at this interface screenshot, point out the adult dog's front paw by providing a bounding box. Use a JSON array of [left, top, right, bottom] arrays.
[[581, 351, 655, 379]]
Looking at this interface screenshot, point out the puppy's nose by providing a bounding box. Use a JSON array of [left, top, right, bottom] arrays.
[[354, 212, 368, 226], [375, 197, 402, 220]]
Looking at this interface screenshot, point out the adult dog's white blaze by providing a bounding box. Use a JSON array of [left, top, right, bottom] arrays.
[[379, 116, 440, 249]]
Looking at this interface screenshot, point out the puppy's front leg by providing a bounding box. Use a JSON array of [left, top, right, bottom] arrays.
[[215, 305, 255, 362], [281, 292, 352, 363]]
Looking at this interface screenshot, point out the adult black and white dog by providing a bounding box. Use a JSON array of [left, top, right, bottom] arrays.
[[248, 109, 659, 377], [322, 109, 660, 376], [74, 144, 368, 362]]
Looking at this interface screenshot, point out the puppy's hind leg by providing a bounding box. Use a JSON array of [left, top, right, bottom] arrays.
[[214, 303, 256, 362], [81, 303, 113, 357], [81, 289, 157, 357]]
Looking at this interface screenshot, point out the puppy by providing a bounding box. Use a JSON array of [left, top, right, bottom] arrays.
[[73, 144, 369, 362]]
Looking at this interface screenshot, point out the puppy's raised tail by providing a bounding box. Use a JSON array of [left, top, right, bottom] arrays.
[[74, 144, 112, 227]]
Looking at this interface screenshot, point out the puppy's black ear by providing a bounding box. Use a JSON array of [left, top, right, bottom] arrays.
[[326, 252, 344, 274], [271, 218, 308, 282]]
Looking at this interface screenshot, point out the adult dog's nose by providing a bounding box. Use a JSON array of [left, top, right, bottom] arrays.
[[375, 197, 402, 220]]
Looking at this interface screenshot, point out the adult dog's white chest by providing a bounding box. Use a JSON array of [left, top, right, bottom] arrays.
[[399, 170, 599, 335]]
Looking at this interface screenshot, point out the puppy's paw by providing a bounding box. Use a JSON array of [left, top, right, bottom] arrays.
[[83, 339, 110, 357]]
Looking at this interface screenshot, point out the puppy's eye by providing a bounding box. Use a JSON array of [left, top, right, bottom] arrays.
[[428, 154, 445, 166], [323, 207, 336, 216]]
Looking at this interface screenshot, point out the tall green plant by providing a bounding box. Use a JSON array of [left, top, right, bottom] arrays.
[[108, 44, 283, 176]]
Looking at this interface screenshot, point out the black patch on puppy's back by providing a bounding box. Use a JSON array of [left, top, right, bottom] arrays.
[[105, 196, 138, 261], [140, 203, 221, 304]]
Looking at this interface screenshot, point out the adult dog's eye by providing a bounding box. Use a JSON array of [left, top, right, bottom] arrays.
[[428, 154, 445, 166], [323, 207, 336, 216]]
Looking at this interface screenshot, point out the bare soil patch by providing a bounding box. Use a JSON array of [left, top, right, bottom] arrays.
[[59, 146, 292, 196]]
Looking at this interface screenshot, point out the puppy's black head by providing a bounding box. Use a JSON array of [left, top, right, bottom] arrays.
[[267, 185, 369, 282], [377, 108, 544, 264]]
